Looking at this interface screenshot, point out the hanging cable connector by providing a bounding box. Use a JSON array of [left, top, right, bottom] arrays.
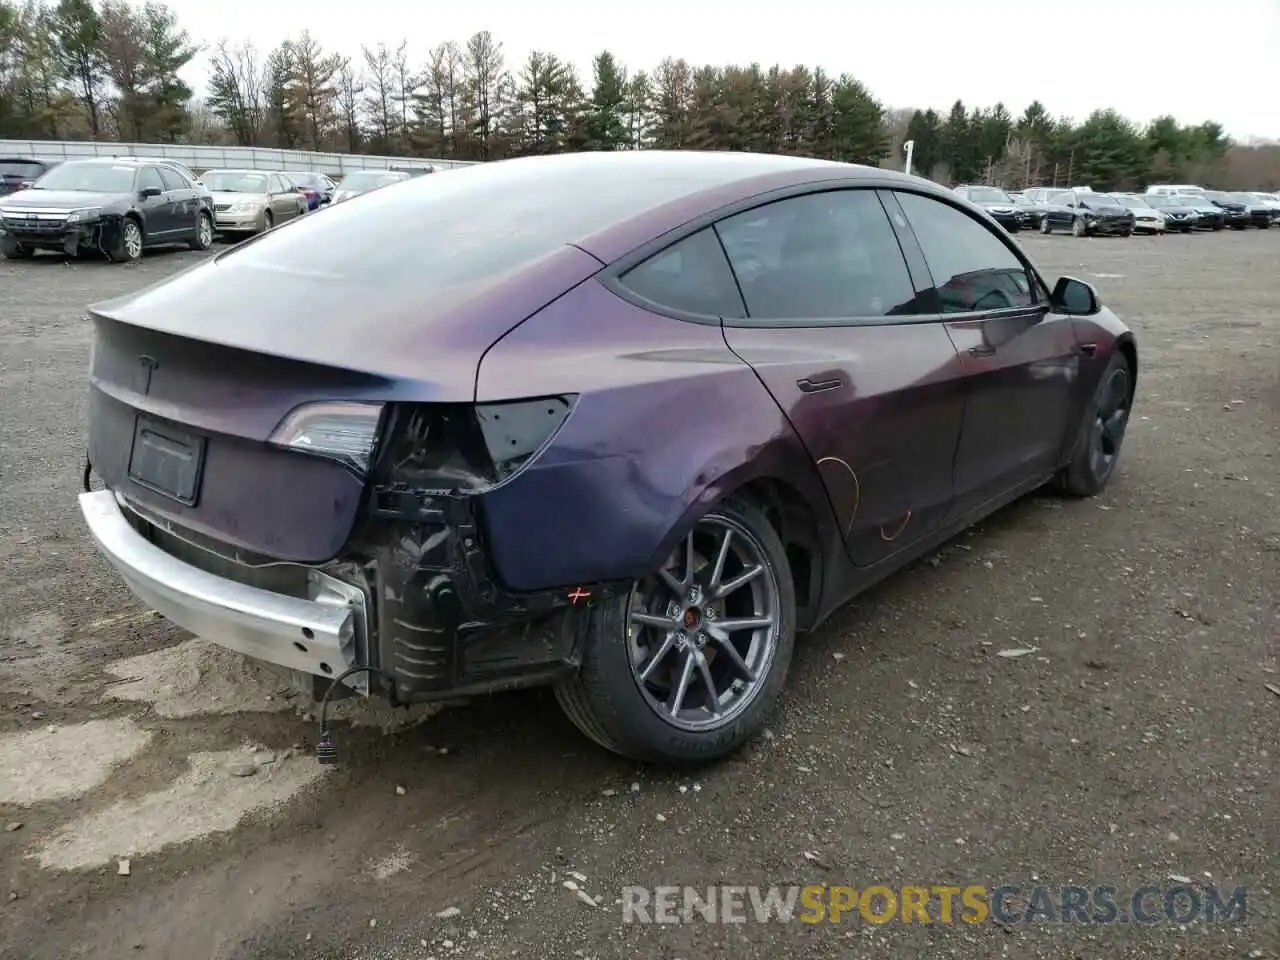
[[315, 665, 400, 765]]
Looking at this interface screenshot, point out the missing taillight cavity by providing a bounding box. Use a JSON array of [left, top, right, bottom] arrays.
[[476, 397, 574, 482], [374, 396, 576, 495]]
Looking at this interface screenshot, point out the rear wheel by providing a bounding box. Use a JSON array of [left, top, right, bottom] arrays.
[[1054, 352, 1132, 497], [1040, 217, 1052, 235], [1072, 217, 1087, 237], [0, 234, 33, 259], [555, 496, 796, 764], [107, 218, 143, 263]]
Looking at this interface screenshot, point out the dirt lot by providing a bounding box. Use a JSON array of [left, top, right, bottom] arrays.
[[0, 231, 1277, 960]]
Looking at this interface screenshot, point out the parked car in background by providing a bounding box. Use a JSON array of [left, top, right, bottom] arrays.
[[1021, 188, 1060, 204], [952, 184, 1020, 231], [1012, 194, 1047, 230], [331, 170, 410, 202], [77, 151, 1138, 765], [1109, 194, 1167, 234], [1143, 194, 1200, 232], [202, 169, 307, 238], [1245, 192, 1280, 222], [286, 171, 337, 209], [1179, 196, 1227, 230], [1041, 190, 1136, 237], [1220, 192, 1272, 228], [1201, 190, 1253, 230], [0, 156, 60, 196], [1146, 184, 1206, 200], [0, 157, 213, 261], [389, 165, 437, 178]]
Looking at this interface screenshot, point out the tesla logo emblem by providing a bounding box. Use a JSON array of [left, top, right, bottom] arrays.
[[137, 355, 159, 395]]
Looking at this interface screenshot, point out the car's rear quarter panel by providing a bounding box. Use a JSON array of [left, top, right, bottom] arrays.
[[475, 279, 840, 593]]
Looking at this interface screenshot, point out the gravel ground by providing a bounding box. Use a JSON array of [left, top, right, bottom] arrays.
[[0, 232, 1276, 960]]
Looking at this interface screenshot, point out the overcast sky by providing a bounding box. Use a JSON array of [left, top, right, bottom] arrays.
[[171, 0, 1280, 141]]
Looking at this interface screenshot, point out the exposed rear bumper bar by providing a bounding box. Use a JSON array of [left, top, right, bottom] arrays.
[[78, 489, 367, 691]]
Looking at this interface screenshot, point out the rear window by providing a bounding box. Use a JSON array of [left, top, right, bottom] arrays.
[[0, 160, 47, 179], [340, 171, 407, 190], [216, 157, 758, 294]]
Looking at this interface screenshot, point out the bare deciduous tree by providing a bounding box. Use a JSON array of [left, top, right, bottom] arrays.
[[206, 39, 263, 145]]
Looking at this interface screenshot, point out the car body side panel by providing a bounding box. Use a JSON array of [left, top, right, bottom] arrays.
[[475, 279, 843, 594], [721, 322, 966, 569]]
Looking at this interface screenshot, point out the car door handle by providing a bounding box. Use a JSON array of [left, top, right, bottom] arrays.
[[968, 345, 997, 358], [1077, 342, 1099, 357], [796, 376, 844, 393]]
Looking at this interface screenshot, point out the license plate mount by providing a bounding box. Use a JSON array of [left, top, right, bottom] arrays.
[[127, 415, 207, 506]]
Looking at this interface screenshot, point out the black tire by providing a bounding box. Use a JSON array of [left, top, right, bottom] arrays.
[[1121, 228, 1133, 238], [189, 212, 213, 251], [107, 217, 143, 263], [1072, 217, 1087, 238], [1040, 217, 1052, 235], [0, 234, 33, 259], [554, 495, 797, 764], [262, 210, 274, 233], [1054, 351, 1132, 498]]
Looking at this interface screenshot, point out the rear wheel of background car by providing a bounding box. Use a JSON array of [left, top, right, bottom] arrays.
[[107, 217, 143, 263], [189, 212, 213, 251], [1054, 351, 1132, 498], [1072, 217, 1086, 237], [1121, 228, 1133, 238], [0, 234, 33, 259], [555, 496, 796, 764], [1040, 218, 1052, 235]]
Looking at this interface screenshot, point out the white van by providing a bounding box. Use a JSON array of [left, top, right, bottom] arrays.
[[1146, 184, 1205, 198]]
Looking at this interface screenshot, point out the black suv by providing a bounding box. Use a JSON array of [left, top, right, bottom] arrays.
[[0, 157, 214, 262]]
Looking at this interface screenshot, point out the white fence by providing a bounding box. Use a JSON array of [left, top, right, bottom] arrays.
[[0, 139, 479, 176]]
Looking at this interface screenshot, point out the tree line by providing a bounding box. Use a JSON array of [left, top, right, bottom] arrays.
[[2, 0, 1278, 190]]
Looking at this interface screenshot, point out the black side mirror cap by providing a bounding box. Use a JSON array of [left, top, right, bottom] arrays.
[[1051, 276, 1100, 316], [139, 187, 162, 199]]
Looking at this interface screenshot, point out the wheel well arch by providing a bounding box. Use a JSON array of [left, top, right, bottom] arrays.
[[726, 475, 825, 632], [1116, 334, 1138, 395]]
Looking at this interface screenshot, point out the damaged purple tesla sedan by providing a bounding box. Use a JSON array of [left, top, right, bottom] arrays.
[[78, 151, 1137, 764]]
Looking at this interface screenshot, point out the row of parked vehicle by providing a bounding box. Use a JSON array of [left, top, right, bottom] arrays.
[[0, 154, 416, 261], [952, 182, 1280, 237]]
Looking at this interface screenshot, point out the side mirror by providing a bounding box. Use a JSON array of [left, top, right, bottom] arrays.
[[139, 186, 162, 199], [1051, 276, 1100, 316]]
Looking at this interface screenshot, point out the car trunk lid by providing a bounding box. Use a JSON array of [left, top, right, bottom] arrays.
[[87, 313, 397, 563]]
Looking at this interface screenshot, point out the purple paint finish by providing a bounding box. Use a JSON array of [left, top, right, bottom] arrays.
[[475, 278, 844, 591]]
